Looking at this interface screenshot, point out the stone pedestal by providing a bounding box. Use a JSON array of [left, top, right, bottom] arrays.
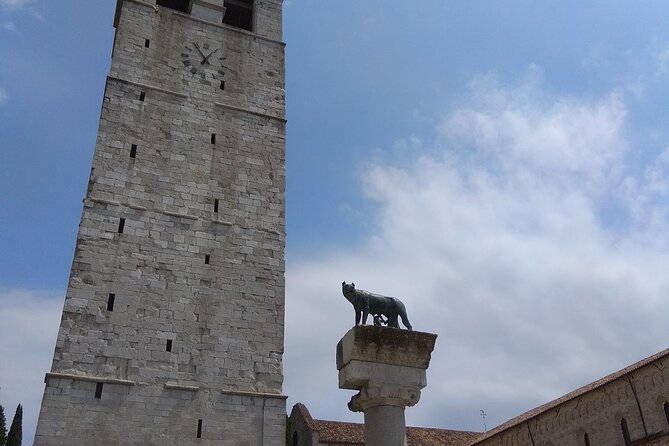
[[337, 326, 437, 446]]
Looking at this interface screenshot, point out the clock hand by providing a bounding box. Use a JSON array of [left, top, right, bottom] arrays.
[[202, 48, 219, 65], [194, 43, 207, 61]]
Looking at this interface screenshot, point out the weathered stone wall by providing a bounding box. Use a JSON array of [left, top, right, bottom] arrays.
[[475, 355, 669, 446], [34, 0, 286, 444]]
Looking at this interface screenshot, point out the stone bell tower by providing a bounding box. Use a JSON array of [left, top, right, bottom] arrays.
[[34, 0, 286, 444]]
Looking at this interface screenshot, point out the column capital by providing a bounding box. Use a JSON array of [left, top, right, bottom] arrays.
[[337, 326, 437, 413], [348, 383, 422, 412]]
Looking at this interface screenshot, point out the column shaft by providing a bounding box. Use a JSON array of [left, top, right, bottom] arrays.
[[364, 405, 406, 446]]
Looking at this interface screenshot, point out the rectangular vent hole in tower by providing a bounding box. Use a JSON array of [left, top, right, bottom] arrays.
[[205, 255, 210, 265], [214, 199, 219, 213], [130, 144, 137, 158], [156, 0, 190, 13], [220, 80, 225, 90], [118, 218, 126, 234], [166, 339, 173, 352], [211, 133, 216, 144], [94, 383, 103, 399], [139, 91, 146, 102], [222, 0, 253, 31], [144, 39, 150, 48], [197, 419, 203, 438], [107, 293, 116, 311]]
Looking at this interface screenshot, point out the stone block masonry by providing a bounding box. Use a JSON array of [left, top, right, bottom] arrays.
[[33, 0, 286, 444]]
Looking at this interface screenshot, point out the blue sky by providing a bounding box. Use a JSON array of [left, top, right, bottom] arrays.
[[3, 0, 669, 443]]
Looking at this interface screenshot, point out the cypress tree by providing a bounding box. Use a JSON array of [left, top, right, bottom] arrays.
[[0, 404, 7, 446], [6, 405, 21, 446]]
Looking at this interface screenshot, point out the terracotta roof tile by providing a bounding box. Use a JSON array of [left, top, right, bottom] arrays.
[[311, 418, 481, 446], [644, 434, 669, 445], [406, 426, 482, 446], [471, 348, 669, 445], [313, 420, 364, 444]]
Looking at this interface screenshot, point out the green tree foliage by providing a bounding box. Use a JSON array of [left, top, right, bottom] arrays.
[[285, 415, 292, 446], [0, 404, 7, 446], [6, 405, 21, 446]]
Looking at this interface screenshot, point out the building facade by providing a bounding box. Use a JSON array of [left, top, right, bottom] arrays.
[[34, 0, 286, 444], [471, 348, 669, 446]]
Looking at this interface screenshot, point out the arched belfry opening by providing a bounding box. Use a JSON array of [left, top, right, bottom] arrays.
[[223, 0, 253, 30], [157, 0, 191, 13]]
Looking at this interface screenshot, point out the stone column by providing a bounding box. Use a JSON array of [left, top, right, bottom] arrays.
[[337, 326, 437, 446]]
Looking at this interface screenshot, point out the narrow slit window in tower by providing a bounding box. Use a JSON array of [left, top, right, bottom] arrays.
[[664, 402, 669, 427], [197, 419, 203, 438], [205, 255, 210, 265], [220, 80, 225, 90], [144, 39, 151, 48], [166, 339, 173, 352], [107, 294, 116, 311], [214, 199, 219, 213], [621, 418, 631, 446], [222, 0, 253, 31], [94, 383, 103, 399], [130, 144, 137, 158], [211, 133, 216, 144], [139, 91, 146, 102], [156, 0, 190, 13], [584, 433, 590, 446], [118, 218, 126, 234]]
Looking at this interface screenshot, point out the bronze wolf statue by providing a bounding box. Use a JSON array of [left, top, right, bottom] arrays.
[[341, 282, 412, 330]]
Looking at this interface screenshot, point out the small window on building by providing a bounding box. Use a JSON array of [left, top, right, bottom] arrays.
[[621, 418, 631, 446], [293, 432, 298, 446], [139, 91, 146, 102], [94, 382, 104, 399], [118, 218, 126, 234], [222, 0, 253, 31], [197, 419, 203, 438], [130, 144, 137, 158], [156, 0, 190, 13], [583, 432, 590, 446], [204, 255, 210, 265], [214, 199, 219, 213], [107, 294, 116, 311], [211, 133, 216, 144], [220, 80, 226, 90], [664, 402, 669, 427], [166, 339, 173, 352], [144, 39, 151, 48]]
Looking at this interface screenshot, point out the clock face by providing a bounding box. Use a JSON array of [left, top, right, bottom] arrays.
[[181, 42, 225, 82]]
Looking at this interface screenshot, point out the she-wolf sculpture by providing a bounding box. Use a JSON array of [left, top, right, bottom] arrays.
[[341, 281, 412, 330]]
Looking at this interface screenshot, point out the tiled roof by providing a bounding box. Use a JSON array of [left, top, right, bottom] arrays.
[[293, 402, 481, 446], [405, 426, 481, 446], [312, 418, 481, 446], [313, 420, 363, 444], [471, 348, 669, 445], [645, 435, 669, 445]]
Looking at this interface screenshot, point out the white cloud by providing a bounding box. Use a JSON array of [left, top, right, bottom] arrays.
[[0, 289, 62, 445], [4, 72, 669, 438], [0, 0, 33, 10], [0, 87, 8, 105], [284, 74, 669, 431], [657, 42, 669, 76], [0, 21, 16, 31]]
